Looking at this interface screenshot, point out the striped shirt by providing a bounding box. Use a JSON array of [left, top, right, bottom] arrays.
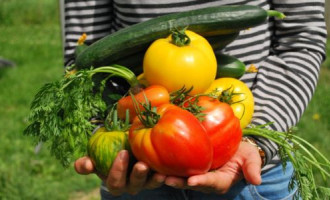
[[60, 0, 327, 172]]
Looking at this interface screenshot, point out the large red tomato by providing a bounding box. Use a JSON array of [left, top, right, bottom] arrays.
[[128, 104, 213, 177]]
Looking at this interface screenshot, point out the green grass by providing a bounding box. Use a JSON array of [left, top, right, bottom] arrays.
[[297, 67, 330, 153], [0, 0, 58, 26], [0, 0, 329, 199], [296, 67, 330, 187], [0, 0, 100, 199], [0, 25, 101, 200]]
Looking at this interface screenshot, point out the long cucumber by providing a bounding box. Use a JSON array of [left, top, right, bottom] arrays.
[[75, 5, 284, 69]]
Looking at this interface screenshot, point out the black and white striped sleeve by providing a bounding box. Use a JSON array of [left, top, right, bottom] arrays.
[[61, 0, 113, 66], [249, 0, 327, 166], [59, 0, 327, 169]]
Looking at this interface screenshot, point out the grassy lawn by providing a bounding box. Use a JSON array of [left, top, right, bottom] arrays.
[[0, 0, 329, 199], [0, 1, 100, 199]]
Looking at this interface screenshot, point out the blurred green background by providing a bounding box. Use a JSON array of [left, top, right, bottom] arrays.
[[0, 0, 329, 199]]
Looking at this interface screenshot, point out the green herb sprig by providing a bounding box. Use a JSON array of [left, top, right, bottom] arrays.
[[24, 69, 106, 166], [24, 65, 139, 167], [243, 124, 330, 200]]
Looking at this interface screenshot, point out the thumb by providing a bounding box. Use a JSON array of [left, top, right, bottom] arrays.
[[241, 150, 262, 185], [74, 156, 95, 175]]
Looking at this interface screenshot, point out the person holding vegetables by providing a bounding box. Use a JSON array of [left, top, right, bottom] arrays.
[[61, 0, 327, 199]]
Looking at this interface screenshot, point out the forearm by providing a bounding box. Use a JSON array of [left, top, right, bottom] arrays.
[[248, 0, 327, 166]]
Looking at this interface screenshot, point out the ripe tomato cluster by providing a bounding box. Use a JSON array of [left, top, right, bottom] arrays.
[[118, 87, 242, 177], [87, 29, 255, 177], [110, 30, 255, 177]]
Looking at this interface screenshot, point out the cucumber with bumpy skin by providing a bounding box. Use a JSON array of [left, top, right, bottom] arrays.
[[75, 5, 284, 69]]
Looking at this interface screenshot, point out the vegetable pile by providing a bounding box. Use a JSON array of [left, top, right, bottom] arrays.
[[24, 5, 329, 200]]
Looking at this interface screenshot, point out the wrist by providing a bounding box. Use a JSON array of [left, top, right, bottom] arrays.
[[242, 136, 266, 166]]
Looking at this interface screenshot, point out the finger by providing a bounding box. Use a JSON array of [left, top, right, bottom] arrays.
[[165, 176, 188, 189], [127, 162, 149, 195], [144, 173, 166, 190], [74, 156, 95, 175], [242, 153, 262, 185], [188, 173, 219, 188], [106, 150, 129, 196], [187, 170, 241, 194]]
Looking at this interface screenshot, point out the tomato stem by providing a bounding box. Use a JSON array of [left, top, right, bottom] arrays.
[[171, 28, 191, 47]]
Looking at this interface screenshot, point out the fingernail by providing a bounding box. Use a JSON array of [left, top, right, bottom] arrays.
[[119, 150, 127, 160], [137, 164, 147, 172], [188, 180, 197, 187], [156, 175, 166, 183], [84, 160, 91, 170], [188, 178, 197, 186], [166, 182, 176, 187]]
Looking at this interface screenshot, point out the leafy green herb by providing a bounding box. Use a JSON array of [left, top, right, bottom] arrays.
[[24, 65, 139, 167], [243, 125, 330, 200], [24, 69, 107, 167]]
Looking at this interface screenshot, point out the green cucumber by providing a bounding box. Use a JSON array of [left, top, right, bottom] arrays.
[[216, 53, 246, 78], [75, 44, 88, 58], [75, 5, 284, 69], [205, 32, 239, 51]]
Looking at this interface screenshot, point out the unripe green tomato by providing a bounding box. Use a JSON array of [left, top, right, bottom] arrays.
[[87, 127, 129, 176]]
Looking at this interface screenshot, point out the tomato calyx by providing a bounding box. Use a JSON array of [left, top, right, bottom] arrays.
[[213, 85, 247, 120], [181, 96, 207, 121], [104, 105, 130, 132], [130, 92, 160, 128], [171, 28, 191, 47], [215, 85, 246, 105], [170, 86, 193, 105], [169, 87, 209, 121]]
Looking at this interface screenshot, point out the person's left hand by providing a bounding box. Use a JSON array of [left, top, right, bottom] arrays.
[[164, 141, 263, 194], [74, 150, 166, 196]]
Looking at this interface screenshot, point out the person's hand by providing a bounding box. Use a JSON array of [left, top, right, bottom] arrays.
[[74, 150, 166, 196], [164, 141, 262, 194]]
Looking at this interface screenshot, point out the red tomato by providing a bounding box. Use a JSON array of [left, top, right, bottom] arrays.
[[129, 104, 213, 177], [185, 96, 242, 169], [117, 85, 170, 122]]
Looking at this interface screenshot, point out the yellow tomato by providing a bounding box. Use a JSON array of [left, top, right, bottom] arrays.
[[205, 78, 254, 129], [143, 30, 217, 95]]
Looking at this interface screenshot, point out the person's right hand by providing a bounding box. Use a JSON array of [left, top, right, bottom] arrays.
[[74, 150, 166, 196]]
